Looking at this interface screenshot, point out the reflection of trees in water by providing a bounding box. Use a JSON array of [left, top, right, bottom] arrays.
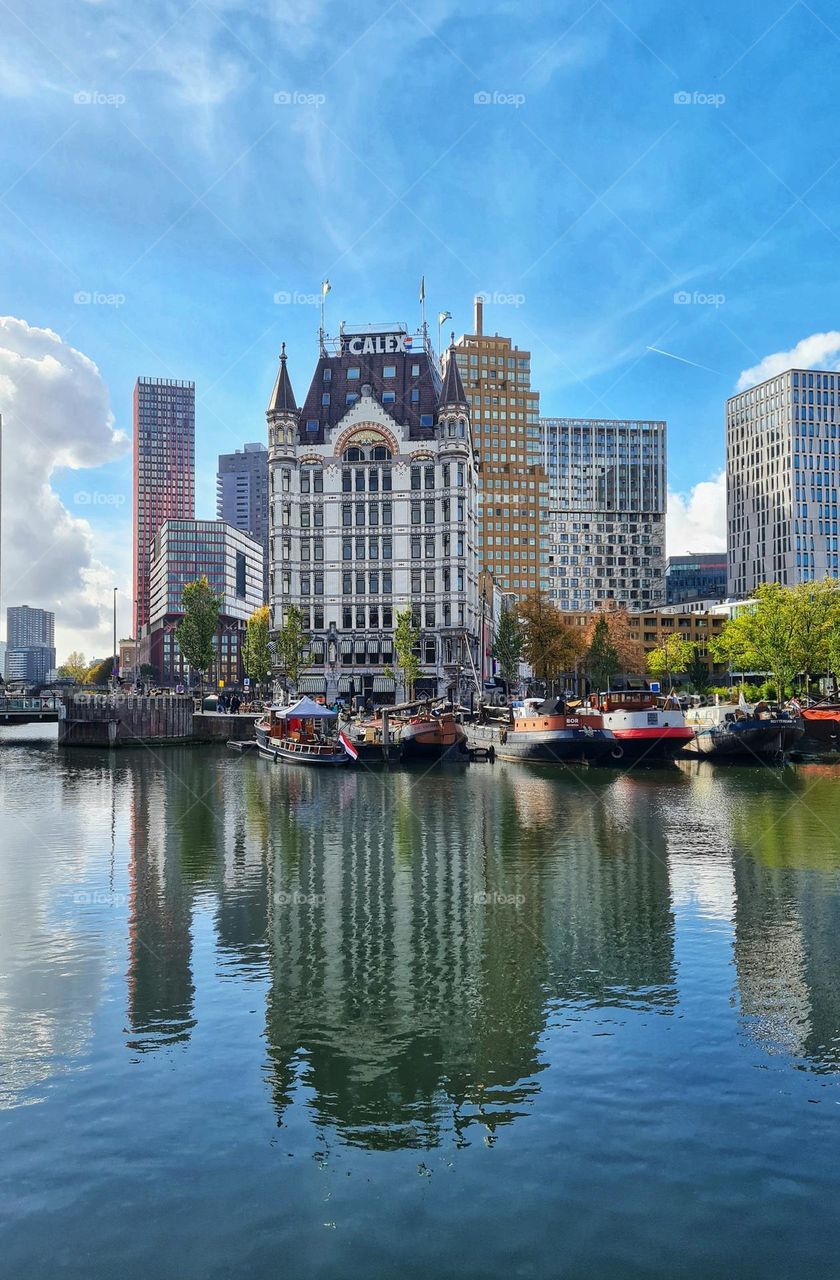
[[729, 770, 840, 1072]]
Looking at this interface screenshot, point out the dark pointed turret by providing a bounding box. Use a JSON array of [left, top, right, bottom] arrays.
[[267, 343, 298, 415], [439, 337, 468, 409]]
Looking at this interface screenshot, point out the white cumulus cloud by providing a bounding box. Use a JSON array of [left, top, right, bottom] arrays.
[[667, 472, 726, 556], [0, 317, 129, 664], [736, 331, 840, 391]]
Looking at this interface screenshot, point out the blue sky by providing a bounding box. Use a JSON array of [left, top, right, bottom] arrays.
[[2, 0, 839, 654]]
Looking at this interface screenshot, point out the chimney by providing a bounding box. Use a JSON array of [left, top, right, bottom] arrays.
[[474, 294, 484, 336]]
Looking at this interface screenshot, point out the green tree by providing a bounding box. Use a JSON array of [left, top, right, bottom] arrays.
[[685, 644, 711, 694], [791, 578, 839, 696], [492, 605, 523, 691], [274, 604, 307, 695], [646, 633, 694, 687], [519, 590, 583, 693], [176, 576, 221, 695], [394, 606, 421, 701], [710, 582, 798, 702], [242, 605, 271, 690], [58, 651, 89, 684], [586, 615, 620, 692]]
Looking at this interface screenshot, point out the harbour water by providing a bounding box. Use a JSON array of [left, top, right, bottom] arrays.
[[2, 724, 840, 1278]]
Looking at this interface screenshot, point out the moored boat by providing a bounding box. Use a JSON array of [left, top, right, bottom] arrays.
[[396, 706, 467, 760], [797, 702, 840, 754], [255, 696, 348, 766], [579, 690, 694, 763], [683, 700, 792, 760], [469, 696, 619, 765]]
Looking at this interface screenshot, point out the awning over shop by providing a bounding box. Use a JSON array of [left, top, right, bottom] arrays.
[[337, 676, 358, 693], [340, 639, 353, 655], [297, 675, 327, 693], [372, 677, 395, 692]]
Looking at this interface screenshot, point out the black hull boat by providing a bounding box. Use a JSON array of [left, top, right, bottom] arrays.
[[469, 697, 619, 765]]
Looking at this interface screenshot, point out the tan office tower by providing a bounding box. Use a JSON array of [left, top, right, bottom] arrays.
[[451, 297, 549, 597]]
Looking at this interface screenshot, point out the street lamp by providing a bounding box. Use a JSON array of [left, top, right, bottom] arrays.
[[112, 587, 118, 690]]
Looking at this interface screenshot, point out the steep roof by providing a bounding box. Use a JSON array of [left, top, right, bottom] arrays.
[[267, 343, 298, 415], [439, 340, 468, 408]]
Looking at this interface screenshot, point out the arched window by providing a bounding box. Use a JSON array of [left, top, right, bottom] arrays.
[[371, 445, 391, 461], [343, 446, 364, 462]]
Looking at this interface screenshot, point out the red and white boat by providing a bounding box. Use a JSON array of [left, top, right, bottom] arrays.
[[580, 690, 694, 763]]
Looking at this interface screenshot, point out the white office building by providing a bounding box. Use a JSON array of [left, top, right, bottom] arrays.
[[266, 324, 481, 702], [541, 417, 667, 611], [727, 368, 840, 596]]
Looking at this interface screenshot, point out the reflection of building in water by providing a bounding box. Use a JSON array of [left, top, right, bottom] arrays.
[[125, 752, 278, 1050], [539, 773, 677, 1009], [127, 753, 196, 1050], [261, 763, 677, 1148], [262, 766, 549, 1148], [730, 774, 840, 1071]]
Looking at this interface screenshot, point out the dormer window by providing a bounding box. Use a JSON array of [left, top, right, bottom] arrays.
[[382, 391, 396, 405], [420, 414, 434, 428], [347, 367, 360, 380], [322, 368, 332, 382], [383, 365, 396, 379]]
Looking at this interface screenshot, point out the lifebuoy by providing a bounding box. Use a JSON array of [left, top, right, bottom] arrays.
[[610, 745, 624, 760]]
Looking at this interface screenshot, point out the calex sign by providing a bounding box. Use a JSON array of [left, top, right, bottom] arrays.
[[342, 332, 414, 355]]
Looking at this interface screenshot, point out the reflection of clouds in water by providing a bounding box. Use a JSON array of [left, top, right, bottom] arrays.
[[0, 750, 117, 1108]]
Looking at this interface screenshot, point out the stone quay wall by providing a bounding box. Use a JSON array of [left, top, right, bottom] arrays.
[[59, 694, 259, 747]]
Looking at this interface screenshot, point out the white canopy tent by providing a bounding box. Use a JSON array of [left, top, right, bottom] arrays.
[[271, 696, 337, 720]]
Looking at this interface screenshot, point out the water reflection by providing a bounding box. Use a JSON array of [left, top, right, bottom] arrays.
[[4, 734, 840, 1140]]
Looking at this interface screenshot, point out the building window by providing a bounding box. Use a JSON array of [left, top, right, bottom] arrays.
[[383, 365, 396, 378]]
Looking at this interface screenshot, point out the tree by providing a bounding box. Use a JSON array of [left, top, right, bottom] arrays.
[[394, 606, 421, 701], [685, 644, 710, 694], [646, 634, 694, 688], [58, 651, 89, 684], [584, 604, 645, 675], [89, 656, 115, 686], [493, 605, 523, 691], [586, 616, 620, 693], [176, 576, 221, 694], [790, 578, 839, 696], [242, 605, 271, 690], [519, 590, 583, 693], [274, 604, 307, 695], [710, 582, 799, 702]]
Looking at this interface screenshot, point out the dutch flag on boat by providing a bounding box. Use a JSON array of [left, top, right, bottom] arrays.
[[339, 730, 359, 760]]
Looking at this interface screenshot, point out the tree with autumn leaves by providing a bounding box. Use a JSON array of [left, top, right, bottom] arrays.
[[518, 590, 583, 692]]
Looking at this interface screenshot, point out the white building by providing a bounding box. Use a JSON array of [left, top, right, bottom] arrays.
[[540, 417, 667, 611], [727, 368, 840, 596], [266, 324, 480, 702]]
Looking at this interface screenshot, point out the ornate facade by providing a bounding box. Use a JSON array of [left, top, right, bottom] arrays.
[[266, 325, 480, 702]]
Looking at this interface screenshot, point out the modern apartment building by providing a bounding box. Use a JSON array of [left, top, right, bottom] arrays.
[[565, 604, 727, 681], [727, 368, 840, 595], [453, 297, 549, 597], [665, 553, 727, 604], [143, 518, 263, 687], [132, 377, 195, 635], [541, 417, 667, 611], [216, 443, 269, 603], [4, 605, 56, 682], [266, 324, 480, 703]]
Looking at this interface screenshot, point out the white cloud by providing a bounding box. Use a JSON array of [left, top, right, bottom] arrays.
[[0, 317, 130, 665], [667, 472, 726, 556], [736, 331, 840, 391]]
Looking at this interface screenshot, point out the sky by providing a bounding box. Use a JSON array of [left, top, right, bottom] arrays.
[[2, 0, 840, 661]]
